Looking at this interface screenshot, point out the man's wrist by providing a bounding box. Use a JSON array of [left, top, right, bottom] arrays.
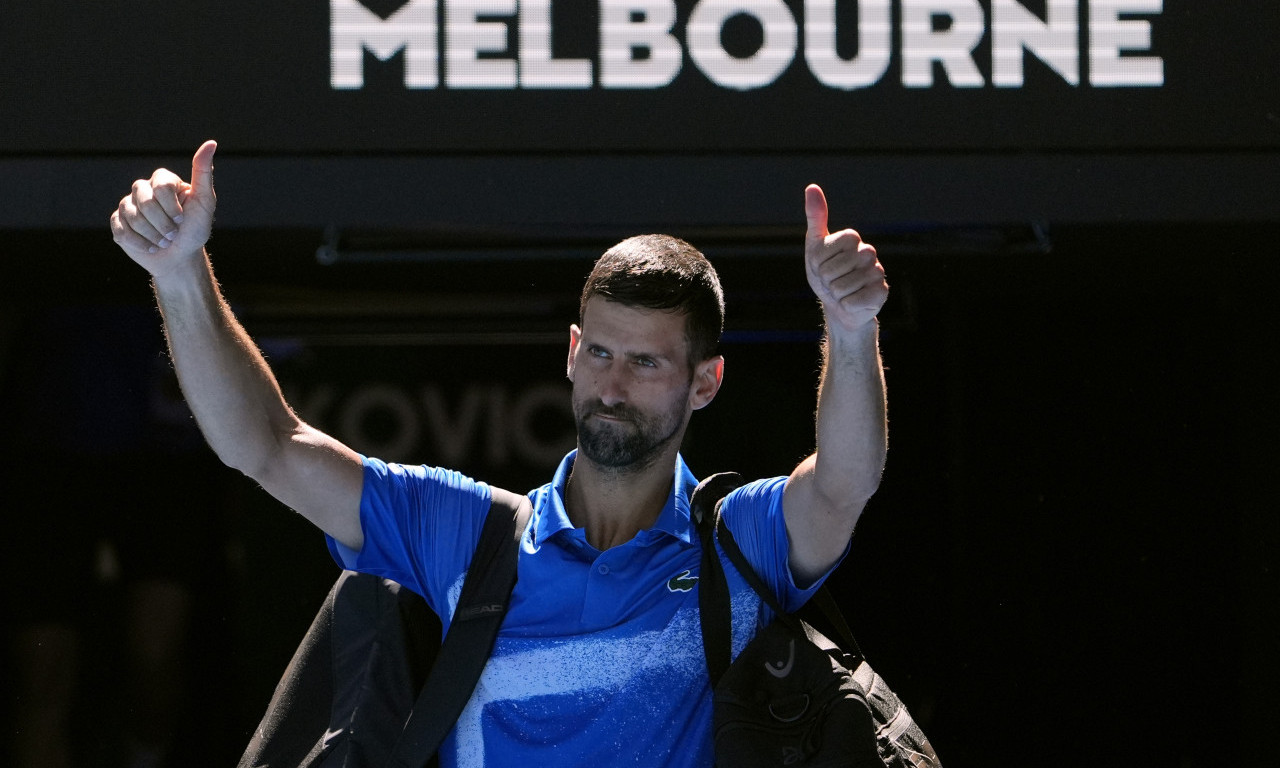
[[826, 316, 879, 350], [151, 249, 214, 301]]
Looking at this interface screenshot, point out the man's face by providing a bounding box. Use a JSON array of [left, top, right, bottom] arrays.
[[568, 298, 717, 472]]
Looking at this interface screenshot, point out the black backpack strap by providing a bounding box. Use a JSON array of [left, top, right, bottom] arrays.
[[691, 473, 742, 687], [692, 472, 863, 686], [388, 486, 534, 768], [715, 515, 862, 657]]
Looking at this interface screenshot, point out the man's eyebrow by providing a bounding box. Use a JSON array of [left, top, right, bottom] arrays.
[[625, 350, 674, 364]]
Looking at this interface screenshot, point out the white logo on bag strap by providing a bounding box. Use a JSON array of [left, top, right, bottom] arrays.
[[765, 638, 796, 678]]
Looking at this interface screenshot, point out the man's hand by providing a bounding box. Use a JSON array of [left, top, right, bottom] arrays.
[[803, 184, 887, 333], [109, 140, 218, 278]]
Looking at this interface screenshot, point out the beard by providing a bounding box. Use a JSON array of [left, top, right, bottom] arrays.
[[573, 395, 687, 472]]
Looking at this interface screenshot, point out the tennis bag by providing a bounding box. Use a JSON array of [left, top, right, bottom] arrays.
[[693, 473, 941, 768], [238, 487, 533, 768]]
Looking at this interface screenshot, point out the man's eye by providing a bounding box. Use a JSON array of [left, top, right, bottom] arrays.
[[635, 357, 657, 368], [589, 346, 610, 358]]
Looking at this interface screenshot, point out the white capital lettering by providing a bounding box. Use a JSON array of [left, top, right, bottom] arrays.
[[1089, 0, 1163, 87], [446, 0, 518, 89], [327, 3, 1163, 100], [599, 0, 683, 88], [330, 0, 439, 89], [687, 0, 797, 90], [519, 0, 593, 88], [804, 0, 892, 90], [992, 0, 1079, 87], [901, 0, 986, 88]]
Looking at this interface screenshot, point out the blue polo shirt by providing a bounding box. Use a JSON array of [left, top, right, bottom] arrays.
[[328, 451, 841, 768]]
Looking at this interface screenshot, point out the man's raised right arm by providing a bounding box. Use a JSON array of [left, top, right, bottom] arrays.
[[109, 141, 365, 551]]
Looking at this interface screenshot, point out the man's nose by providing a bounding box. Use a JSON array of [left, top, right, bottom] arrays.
[[598, 365, 628, 407]]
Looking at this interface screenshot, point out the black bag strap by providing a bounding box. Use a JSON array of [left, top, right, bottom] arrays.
[[388, 486, 533, 768], [691, 472, 744, 686], [691, 472, 862, 686], [691, 472, 744, 687]]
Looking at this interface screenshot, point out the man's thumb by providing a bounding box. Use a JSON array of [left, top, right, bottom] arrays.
[[804, 184, 829, 241], [190, 140, 218, 201]]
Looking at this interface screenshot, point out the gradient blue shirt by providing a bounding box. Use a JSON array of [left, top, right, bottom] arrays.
[[327, 451, 842, 768]]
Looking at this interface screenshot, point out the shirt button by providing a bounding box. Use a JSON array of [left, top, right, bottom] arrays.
[[597, 564, 610, 575]]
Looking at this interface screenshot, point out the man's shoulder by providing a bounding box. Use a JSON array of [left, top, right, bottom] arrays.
[[716, 476, 789, 538], [698, 474, 789, 511], [360, 456, 495, 511], [724, 476, 789, 505]]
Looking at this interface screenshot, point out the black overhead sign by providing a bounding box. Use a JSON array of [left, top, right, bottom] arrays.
[[4, 0, 1277, 153]]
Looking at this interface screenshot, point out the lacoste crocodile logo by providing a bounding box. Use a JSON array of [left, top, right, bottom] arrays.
[[667, 570, 699, 592]]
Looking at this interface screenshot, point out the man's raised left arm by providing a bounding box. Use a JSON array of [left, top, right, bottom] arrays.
[[783, 184, 889, 584]]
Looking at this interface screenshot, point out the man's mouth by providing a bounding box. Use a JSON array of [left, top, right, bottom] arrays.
[[588, 406, 635, 423]]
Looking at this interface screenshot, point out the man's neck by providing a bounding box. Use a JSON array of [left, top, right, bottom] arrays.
[[565, 448, 680, 551]]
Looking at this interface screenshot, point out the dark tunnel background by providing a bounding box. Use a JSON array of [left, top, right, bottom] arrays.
[[2, 221, 1276, 766]]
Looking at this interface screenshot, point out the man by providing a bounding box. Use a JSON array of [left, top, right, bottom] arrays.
[[109, 141, 888, 767]]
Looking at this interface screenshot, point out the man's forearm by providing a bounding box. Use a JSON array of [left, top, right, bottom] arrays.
[[813, 320, 888, 508], [153, 250, 299, 480]]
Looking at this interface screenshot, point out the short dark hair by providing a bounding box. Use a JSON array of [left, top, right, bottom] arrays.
[[579, 234, 725, 367]]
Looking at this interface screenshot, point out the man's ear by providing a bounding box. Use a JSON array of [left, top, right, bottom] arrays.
[[690, 355, 724, 411], [567, 324, 582, 381]]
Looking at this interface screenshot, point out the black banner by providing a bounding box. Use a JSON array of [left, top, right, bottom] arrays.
[[4, 0, 1277, 152]]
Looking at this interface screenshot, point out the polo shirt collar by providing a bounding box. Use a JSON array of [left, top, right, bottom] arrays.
[[536, 450, 699, 547]]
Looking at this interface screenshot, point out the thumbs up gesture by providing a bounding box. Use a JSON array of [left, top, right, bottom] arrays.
[[110, 140, 218, 278], [803, 184, 887, 334]]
